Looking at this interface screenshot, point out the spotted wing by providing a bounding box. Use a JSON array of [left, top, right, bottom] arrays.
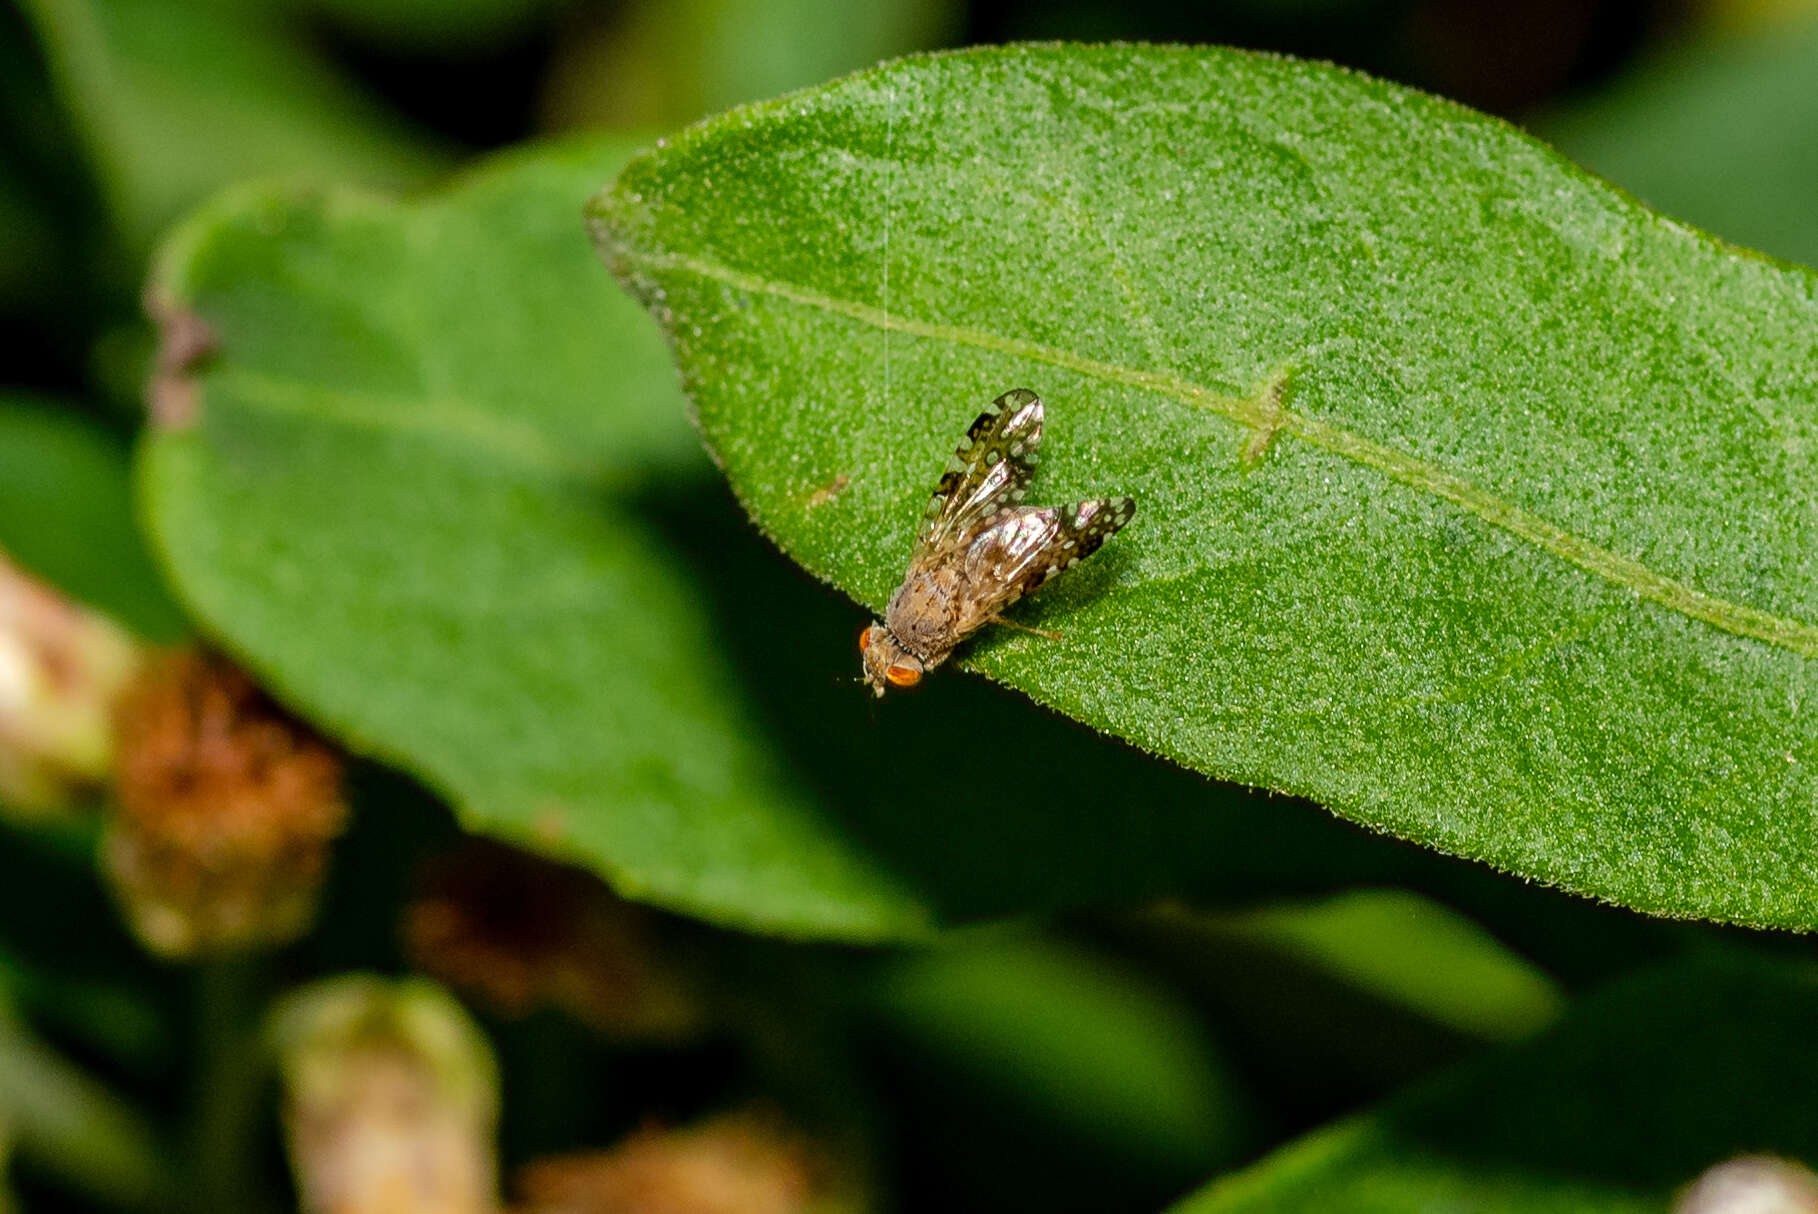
[[954, 496, 1137, 630], [913, 388, 1044, 563]]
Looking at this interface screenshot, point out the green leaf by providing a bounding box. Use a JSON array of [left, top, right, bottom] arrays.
[[1169, 956, 1818, 1213], [20, 0, 449, 251], [1540, 14, 1818, 271], [1180, 890, 1563, 1042], [0, 395, 185, 641], [141, 133, 1555, 940], [0, 943, 165, 1073], [281, 0, 558, 53], [0, 165, 57, 310], [590, 43, 1818, 931], [543, 0, 960, 131], [871, 933, 1245, 1208], [0, 996, 172, 1210], [140, 136, 938, 939]]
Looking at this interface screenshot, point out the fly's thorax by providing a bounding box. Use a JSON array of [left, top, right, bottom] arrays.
[[883, 567, 965, 659]]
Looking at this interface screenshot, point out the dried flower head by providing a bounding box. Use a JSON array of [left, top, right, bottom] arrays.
[[104, 649, 347, 956], [405, 839, 702, 1041], [514, 1109, 856, 1214], [273, 975, 499, 1214], [0, 552, 142, 818]]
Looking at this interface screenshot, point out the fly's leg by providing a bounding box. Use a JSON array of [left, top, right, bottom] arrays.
[[990, 615, 1062, 642]]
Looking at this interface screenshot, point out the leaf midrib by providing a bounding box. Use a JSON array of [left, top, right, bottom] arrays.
[[204, 365, 609, 483], [614, 242, 1818, 660]]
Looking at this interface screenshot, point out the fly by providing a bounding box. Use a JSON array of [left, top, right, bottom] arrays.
[[859, 388, 1135, 695]]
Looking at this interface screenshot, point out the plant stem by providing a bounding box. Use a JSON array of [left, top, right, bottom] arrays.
[[191, 954, 268, 1212]]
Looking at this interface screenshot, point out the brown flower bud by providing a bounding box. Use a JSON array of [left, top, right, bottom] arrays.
[[1677, 1156, 1818, 1214], [0, 552, 142, 819], [104, 649, 346, 957], [404, 839, 702, 1041], [513, 1109, 858, 1214], [273, 975, 500, 1214]]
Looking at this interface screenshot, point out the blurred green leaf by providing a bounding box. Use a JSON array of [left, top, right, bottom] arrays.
[[286, 0, 559, 53], [0, 395, 184, 640], [871, 933, 1243, 1209], [140, 133, 1542, 940], [140, 136, 939, 939], [0, 997, 172, 1210], [0, 18, 111, 381], [1170, 956, 1818, 1213], [0, 823, 163, 1004], [591, 44, 1818, 932], [20, 0, 451, 251], [1185, 890, 1563, 1042], [0, 944, 165, 1072], [1541, 14, 1818, 270], [543, 0, 961, 131], [0, 170, 55, 310]]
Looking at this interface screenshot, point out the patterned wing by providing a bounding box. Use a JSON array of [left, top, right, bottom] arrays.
[[913, 388, 1045, 562], [955, 496, 1138, 628]]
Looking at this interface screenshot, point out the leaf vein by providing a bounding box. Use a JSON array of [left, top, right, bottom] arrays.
[[211, 368, 604, 481], [631, 247, 1818, 659]]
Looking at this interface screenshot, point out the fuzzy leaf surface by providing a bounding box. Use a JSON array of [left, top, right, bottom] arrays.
[[591, 44, 1818, 929]]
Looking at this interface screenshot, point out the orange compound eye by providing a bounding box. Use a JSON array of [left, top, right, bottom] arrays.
[[858, 625, 878, 653], [885, 663, 922, 687]]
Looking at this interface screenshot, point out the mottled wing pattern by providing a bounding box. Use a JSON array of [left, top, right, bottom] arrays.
[[954, 496, 1138, 631], [913, 388, 1044, 564]]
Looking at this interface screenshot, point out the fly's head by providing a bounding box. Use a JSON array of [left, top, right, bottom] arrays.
[[859, 623, 924, 697]]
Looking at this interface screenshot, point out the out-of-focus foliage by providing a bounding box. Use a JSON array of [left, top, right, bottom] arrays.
[[1155, 892, 1563, 1043], [1172, 958, 1818, 1214], [0, 396, 182, 640], [137, 137, 933, 939], [870, 934, 1243, 1211], [1699, 0, 1818, 34], [1542, 11, 1818, 270], [0, 996, 169, 1210], [18, 0, 451, 253], [542, 0, 962, 131], [4, 2, 1818, 1212], [286, 0, 565, 53], [0, 51, 66, 318], [0, 14, 101, 380]]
